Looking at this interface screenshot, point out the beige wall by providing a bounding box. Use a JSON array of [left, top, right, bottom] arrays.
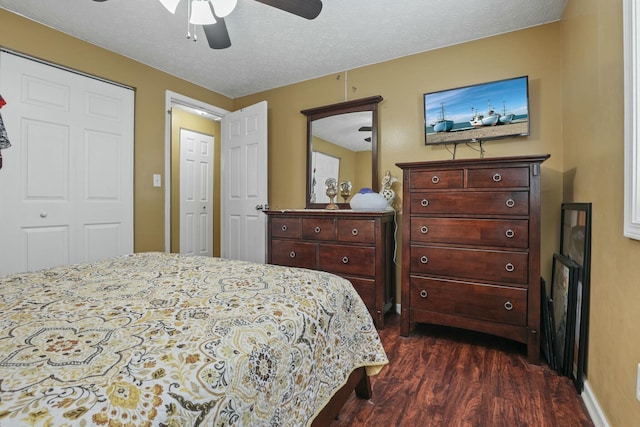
[[0, 9, 233, 253], [2, 1, 638, 423], [170, 109, 221, 257], [562, 0, 640, 425], [238, 23, 564, 297]]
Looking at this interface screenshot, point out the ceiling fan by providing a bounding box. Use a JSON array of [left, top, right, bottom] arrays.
[[359, 126, 372, 143], [93, 0, 322, 50]]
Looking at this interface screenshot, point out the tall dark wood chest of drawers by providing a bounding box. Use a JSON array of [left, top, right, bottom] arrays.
[[265, 210, 396, 328], [397, 155, 549, 363]]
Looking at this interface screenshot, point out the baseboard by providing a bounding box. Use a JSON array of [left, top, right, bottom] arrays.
[[582, 380, 610, 427]]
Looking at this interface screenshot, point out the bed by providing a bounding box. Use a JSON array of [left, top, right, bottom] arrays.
[[0, 252, 388, 426]]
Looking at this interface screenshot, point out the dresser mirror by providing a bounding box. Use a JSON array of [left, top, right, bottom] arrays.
[[302, 95, 383, 209]]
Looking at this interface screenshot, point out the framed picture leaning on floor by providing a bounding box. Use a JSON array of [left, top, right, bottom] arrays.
[[550, 253, 580, 377], [559, 203, 592, 393]]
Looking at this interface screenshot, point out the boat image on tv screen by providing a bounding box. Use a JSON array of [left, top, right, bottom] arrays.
[[424, 76, 529, 145]]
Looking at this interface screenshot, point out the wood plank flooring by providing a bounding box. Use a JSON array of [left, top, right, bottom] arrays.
[[331, 314, 594, 426]]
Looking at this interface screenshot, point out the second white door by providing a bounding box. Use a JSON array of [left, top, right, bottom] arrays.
[[221, 101, 268, 263], [180, 129, 214, 256]]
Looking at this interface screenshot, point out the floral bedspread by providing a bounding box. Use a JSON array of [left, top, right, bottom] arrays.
[[0, 253, 388, 426]]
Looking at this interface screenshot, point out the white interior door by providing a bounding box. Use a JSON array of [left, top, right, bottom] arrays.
[[0, 51, 134, 275], [179, 128, 213, 256], [221, 101, 268, 263]]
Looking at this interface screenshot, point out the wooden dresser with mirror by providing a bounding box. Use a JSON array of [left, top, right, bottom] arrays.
[[265, 96, 396, 328]]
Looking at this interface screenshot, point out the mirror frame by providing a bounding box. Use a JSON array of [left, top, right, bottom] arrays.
[[301, 95, 383, 209]]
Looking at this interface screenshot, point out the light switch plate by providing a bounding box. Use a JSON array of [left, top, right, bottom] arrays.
[[153, 174, 161, 187]]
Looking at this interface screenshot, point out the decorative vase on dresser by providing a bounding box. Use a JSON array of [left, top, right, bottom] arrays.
[[396, 154, 550, 363], [265, 210, 395, 328]]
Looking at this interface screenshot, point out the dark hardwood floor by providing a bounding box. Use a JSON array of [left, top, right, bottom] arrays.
[[332, 314, 594, 426]]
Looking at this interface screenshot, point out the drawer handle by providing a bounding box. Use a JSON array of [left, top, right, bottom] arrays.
[[289, 251, 296, 258], [421, 199, 429, 207], [420, 290, 428, 298], [505, 198, 515, 208], [493, 173, 502, 182], [420, 256, 429, 264], [504, 301, 514, 311], [431, 175, 440, 184], [351, 228, 359, 236], [342, 256, 349, 264], [505, 229, 515, 238], [420, 225, 429, 234], [505, 262, 515, 272], [281, 225, 288, 232], [314, 226, 321, 234]]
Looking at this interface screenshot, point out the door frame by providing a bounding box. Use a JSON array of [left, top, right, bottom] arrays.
[[164, 91, 229, 253]]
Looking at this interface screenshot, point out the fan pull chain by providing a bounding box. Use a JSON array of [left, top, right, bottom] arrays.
[[186, 0, 192, 40]]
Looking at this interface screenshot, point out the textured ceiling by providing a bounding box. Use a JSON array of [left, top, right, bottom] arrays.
[[0, 0, 567, 98]]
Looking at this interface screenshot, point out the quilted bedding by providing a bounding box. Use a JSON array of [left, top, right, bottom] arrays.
[[0, 252, 388, 426]]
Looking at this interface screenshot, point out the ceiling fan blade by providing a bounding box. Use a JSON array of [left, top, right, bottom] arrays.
[[203, 18, 231, 49], [254, 0, 322, 20]]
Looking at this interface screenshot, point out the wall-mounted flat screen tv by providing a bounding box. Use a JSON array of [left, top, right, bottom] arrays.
[[424, 75, 530, 145]]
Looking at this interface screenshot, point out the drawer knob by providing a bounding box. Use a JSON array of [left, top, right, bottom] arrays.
[[314, 226, 321, 234], [420, 255, 429, 264], [505, 198, 516, 208], [420, 199, 429, 207], [505, 229, 515, 238], [431, 175, 440, 184], [505, 262, 515, 272], [493, 173, 502, 182], [420, 225, 429, 234], [504, 301, 514, 311], [342, 256, 349, 264], [281, 225, 288, 232], [420, 290, 428, 298], [351, 228, 359, 236], [289, 251, 296, 258]]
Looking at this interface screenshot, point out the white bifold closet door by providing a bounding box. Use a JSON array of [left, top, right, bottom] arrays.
[[0, 51, 134, 275]]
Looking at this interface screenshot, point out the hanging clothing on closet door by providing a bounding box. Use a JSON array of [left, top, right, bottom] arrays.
[[0, 94, 11, 170]]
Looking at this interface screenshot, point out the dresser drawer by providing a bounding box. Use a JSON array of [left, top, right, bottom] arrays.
[[271, 240, 317, 269], [337, 219, 375, 244], [346, 276, 376, 308], [302, 218, 335, 240], [410, 245, 528, 285], [270, 217, 302, 238], [410, 276, 527, 326], [410, 218, 529, 248], [467, 166, 530, 188], [410, 191, 529, 216], [410, 169, 464, 189], [319, 244, 375, 277]]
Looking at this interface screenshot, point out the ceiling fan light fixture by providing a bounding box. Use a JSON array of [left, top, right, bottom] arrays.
[[190, 0, 217, 25], [210, 0, 237, 18], [159, 0, 181, 14]]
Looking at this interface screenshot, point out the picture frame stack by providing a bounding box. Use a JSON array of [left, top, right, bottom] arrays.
[[543, 203, 592, 394]]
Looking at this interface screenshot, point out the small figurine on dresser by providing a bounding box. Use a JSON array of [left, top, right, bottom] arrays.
[[325, 177, 339, 210], [339, 180, 352, 203], [380, 170, 398, 209]]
